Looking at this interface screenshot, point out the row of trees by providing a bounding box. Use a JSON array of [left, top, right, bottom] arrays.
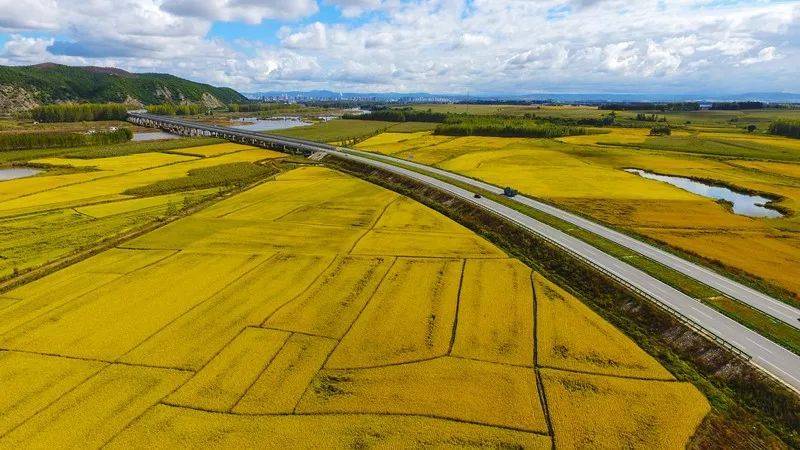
[[635, 113, 667, 122], [599, 102, 700, 111], [523, 112, 616, 127], [434, 118, 594, 138], [344, 108, 448, 123], [711, 102, 764, 110], [0, 128, 132, 151], [31, 103, 129, 123], [769, 120, 800, 139], [145, 104, 203, 116]]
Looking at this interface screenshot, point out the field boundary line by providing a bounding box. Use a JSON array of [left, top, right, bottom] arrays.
[[535, 370, 555, 447], [114, 252, 282, 363], [0, 362, 110, 440], [290, 257, 399, 413], [447, 259, 467, 356], [258, 255, 340, 327], [538, 365, 681, 383], [229, 332, 293, 412], [345, 196, 400, 255]]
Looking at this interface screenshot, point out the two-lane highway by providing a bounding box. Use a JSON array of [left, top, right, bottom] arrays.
[[129, 113, 800, 393]]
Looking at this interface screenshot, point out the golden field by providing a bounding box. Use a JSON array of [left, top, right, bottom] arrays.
[[356, 129, 800, 298], [0, 165, 709, 448], [0, 142, 282, 279]]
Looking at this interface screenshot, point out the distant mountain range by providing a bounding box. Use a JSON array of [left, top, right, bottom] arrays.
[[0, 63, 246, 111], [246, 90, 800, 104]]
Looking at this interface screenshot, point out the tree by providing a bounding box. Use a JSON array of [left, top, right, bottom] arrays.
[[747, 124, 757, 133]]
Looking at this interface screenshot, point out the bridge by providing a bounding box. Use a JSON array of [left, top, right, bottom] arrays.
[[128, 112, 800, 394]]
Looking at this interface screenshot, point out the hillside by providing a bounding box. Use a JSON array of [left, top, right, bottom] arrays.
[[0, 63, 246, 110]]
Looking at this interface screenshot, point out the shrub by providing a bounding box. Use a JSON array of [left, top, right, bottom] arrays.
[[649, 126, 672, 136], [769, 120, 800, 139], [434, 117, 597, 138], [0, 127, 133, 151]]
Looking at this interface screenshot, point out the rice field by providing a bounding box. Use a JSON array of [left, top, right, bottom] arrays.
[[0, 165, 709, 448], [0, 141, 283, 279], [355, 129, 800, 300]]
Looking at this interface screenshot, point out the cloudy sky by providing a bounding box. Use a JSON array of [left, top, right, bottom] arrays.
[[0, 0, 798, 94]]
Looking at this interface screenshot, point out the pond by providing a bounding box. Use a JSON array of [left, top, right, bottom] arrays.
[[0, 167, 41, 181], [625, 169, 784, 218], [132, 131, 180, 141], [231, 117, 310, 132]]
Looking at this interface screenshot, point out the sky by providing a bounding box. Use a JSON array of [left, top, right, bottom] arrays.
[[0, 0, 798, 95]]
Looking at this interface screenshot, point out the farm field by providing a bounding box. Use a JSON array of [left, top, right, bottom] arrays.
[[0, 141, 283, 280], [355, 128, 800, 300], [0, 165, 709, 448]]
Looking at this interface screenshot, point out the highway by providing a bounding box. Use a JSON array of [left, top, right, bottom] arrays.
[[339, 149, 800, 329], [129, 113, 800, 393]]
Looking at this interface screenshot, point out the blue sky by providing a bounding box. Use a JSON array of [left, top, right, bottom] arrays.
[[1, 0, 798, 94]]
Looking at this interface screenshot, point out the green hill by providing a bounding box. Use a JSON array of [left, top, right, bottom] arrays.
[[0, 63, 246, 110]]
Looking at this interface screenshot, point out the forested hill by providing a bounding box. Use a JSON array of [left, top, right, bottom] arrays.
[[0, 63, 246, 110]]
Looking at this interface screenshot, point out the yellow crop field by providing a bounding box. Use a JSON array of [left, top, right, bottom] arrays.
[[451, 258, 534, 366], [355, 130, 800, 298], [1, 364, 189, 448], [233, 334, 337, 414], [108, 405, 553, 448], [297, 357, 548, 433], [166, 142, 270, 157], [265, 256, 395, 339], [0, 141, 282, 278], [0, 351, 105, 435], [166, 328, 290, 411], [0, 165, 708, 447], [540, 369, 710, 449], [326, 257, 462, 368], [0, 251, 269, 360], [534, 274, 673, 379], [372, 196, 474, 234], [120, 253, 332, 370]]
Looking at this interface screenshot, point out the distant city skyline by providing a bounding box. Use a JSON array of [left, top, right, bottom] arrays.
[[1, 0, 798, 95]]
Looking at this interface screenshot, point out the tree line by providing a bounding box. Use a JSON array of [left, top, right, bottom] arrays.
[[711, 102, 764, 110], [433, 117, 597, 138], [343, 108, 448, 123], [30, 103, 129, 123], [0, 128, 132, 151], [145, 104, 204, 116], [599, 102, 700, 111], [769, 120, 800, 139]]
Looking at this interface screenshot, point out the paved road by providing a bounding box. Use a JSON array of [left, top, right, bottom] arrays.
[[341, 148, 800, 329], [130, 113, 800, 393]]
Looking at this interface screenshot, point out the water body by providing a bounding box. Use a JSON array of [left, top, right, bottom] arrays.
[[231, 117, 310, 132], [625, 168, 784, 219], [132, 131, 180, 142], [0, 167, 41, 181]]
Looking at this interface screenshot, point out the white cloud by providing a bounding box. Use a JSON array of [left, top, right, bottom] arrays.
[[281, 22, 328, 50], [161, 0, 318, 23], [0, 0, 798, 94], [740, 46, 778, 65]]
